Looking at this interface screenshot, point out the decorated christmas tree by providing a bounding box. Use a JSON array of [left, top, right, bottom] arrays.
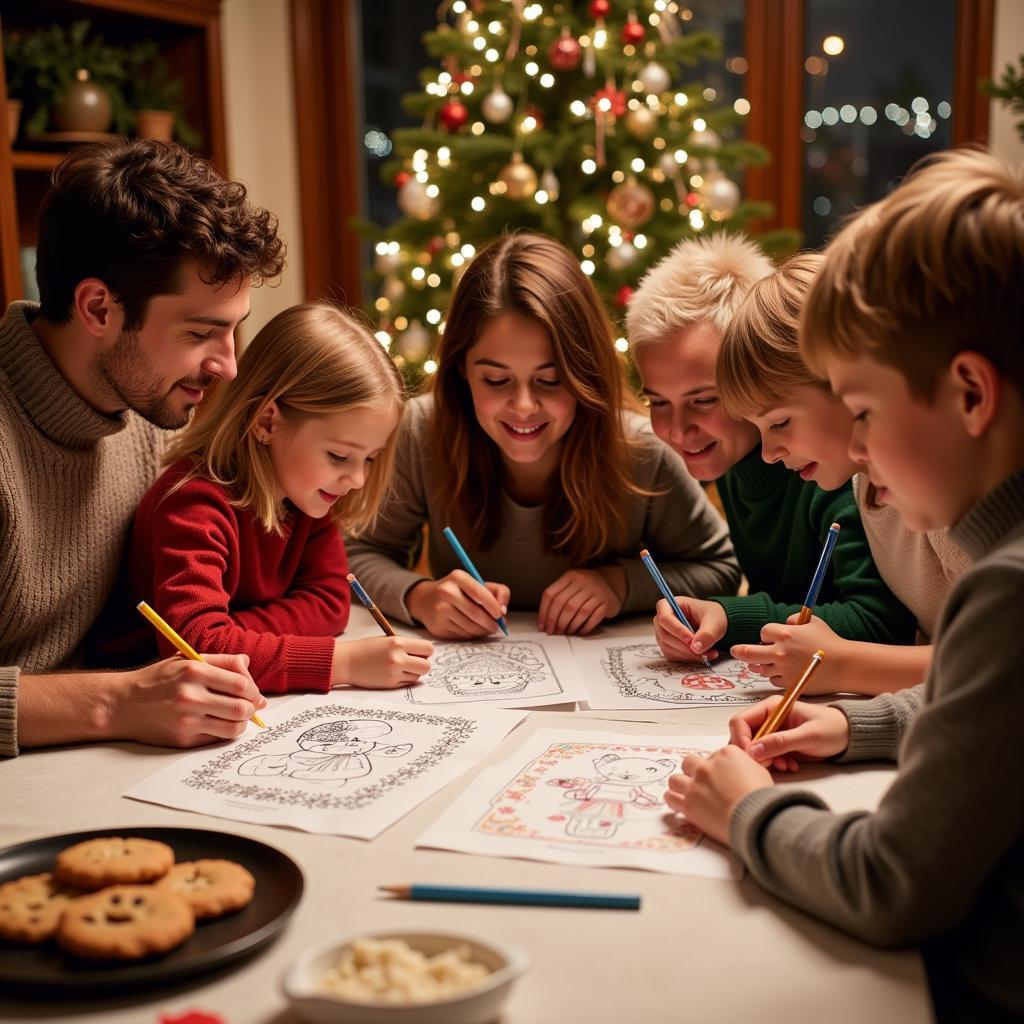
[[362, 0, 784, 381]]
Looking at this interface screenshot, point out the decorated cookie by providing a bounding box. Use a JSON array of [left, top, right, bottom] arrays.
[[57, 885, 195, 959], [155, 859, 256, 920], [55, 837, 174, 889], [0, 872, 83, 943]]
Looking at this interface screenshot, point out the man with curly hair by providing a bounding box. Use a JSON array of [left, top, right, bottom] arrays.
[[0, 140, 285, 756]]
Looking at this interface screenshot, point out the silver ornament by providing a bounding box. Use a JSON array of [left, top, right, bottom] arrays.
[[638, 61, 671, 95], [397, 180, 439, 220], [396, 319, 431, 362], [606, 241, 639, 270], [703, 175, 741, 217], [481, 86, 514, 124]]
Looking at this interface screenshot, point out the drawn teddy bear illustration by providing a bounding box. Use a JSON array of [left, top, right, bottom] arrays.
[[237, 718, 412, 788], [547, 752, 677, 839]]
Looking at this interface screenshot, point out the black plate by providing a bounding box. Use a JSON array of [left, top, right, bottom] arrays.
[[0, 826, 303, 995]]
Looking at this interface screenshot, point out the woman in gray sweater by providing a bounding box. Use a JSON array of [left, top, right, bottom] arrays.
[[347, 234, 739, 638]]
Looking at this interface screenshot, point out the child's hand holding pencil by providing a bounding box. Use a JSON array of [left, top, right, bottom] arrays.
[[652, 594, 728, 664]]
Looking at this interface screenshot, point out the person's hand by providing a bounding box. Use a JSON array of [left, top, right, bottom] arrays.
[[730, 614, 849, 693], [728, 696, 851, 773], [664, 745, 772, 846], [653, 596, 727, 662], [332, 636, 434, 688], [538, 567, 624, 635], [116, 654, 266, 748], [406, 572, 509, 638]]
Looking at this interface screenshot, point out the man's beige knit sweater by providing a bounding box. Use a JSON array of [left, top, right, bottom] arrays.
[[0, 303, 166, 756]]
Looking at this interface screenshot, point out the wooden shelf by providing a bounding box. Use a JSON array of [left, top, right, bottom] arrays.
[[10, 151, 63, 172]]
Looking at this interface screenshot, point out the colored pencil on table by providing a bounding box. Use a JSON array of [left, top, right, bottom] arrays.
[[640, 548, 713, 670], [441, 525, 510, 636], [346, 573, 396, 637], [752, 649, 825, 742], [379, 883, 641, 911], [796, 522, 841, 625], [136, 600, 266, 728]]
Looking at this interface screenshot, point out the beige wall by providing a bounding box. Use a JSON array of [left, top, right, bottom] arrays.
[[990, 0, 1024, 164], [221, 0, 305, 337]]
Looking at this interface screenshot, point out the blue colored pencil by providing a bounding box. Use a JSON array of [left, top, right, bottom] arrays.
[[441, 526, 510, 636], [346, 573, 396, 637], [379, 884, 640, 911], [640, 548, 713, 670], [796, 522, 841, 625]]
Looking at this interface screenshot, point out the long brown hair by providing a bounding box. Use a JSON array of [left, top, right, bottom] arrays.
[[167, 303, 404, 535], [431, 233, 646, 563]]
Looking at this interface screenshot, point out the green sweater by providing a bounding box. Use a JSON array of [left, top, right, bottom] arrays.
[[731, 467, 1024, 1021], [713, 444, 916, 647]]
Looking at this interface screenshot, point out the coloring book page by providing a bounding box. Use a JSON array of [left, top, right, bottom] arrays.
[[349, 633, 588, 709], [125, 696, 526, 840], [569, 637, 779, 709], [417, 728, 741, 878]]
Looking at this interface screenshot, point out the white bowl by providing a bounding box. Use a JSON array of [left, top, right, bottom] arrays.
[[282, 929, 529, 1024]]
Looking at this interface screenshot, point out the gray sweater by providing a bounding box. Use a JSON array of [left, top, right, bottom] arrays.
[[0, 303, 166, 757], [346, 395, 740, 623], [730, 468, 1024, 1020]]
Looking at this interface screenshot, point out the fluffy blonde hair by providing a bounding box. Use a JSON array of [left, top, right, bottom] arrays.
[[626, 233, 774, 349], [717, 252, 826, 417], [431, 233, 650, 563], [800, 148, 1024, 399], [167, 303, 405, 535]]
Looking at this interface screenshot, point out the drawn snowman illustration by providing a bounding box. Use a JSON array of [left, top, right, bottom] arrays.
[[547, 752, 677, 839], [238, 718, 411, 788]]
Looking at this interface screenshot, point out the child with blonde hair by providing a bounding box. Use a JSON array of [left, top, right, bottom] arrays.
[[667, 148, 1024, 1021], [705, 253, 967, 694], [628, 236, 912, 666], [125, 303, 433, 693], [347, 233, 738, 637]]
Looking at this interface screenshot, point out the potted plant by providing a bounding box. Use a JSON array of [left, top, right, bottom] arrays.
[[125, 41, 202, 148], [2, 20, 131, 139]]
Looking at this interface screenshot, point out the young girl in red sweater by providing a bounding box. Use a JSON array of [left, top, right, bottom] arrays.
[[127, 303, 434, 694]]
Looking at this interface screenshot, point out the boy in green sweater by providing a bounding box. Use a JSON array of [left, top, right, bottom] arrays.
[[626, 235, 914, 659], [667, 148, 1024, 1021]]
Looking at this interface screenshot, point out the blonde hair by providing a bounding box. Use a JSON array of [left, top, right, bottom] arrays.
[[717, 252, 826, 417], [167, 303, 405, 535], [626, 233, 774, 349], [800, 147, 1024, 399], [431, 233, 650, 563]]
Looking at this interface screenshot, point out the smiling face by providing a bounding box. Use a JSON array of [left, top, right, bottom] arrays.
[[94, 263, 250, 429], [464, 311, 578, 484], [635, 322, 760, 481], [261, 404, 399, 519], [824, 354, 978, 531], [747, 383, 859, 491]]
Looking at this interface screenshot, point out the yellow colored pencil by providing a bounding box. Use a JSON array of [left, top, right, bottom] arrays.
[[752, 649, 825, 742], [136, 601, 266, 729]]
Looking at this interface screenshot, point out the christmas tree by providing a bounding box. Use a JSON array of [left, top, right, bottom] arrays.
[[362, 0, 785, 382]]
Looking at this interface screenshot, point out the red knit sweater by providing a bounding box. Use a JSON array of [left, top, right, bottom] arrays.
[[128, 459, 351, 693]]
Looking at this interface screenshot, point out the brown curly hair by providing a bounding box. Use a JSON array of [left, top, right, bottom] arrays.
[[36, 139, 285, 329]]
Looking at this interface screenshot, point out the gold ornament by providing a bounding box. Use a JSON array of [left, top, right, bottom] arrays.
[[606, 176, 656, 229], [625, 105, 657, 139], [497, 154, 538, 200]]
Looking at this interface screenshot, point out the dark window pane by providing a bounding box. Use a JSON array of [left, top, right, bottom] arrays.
[[802, 0, 956, 247]]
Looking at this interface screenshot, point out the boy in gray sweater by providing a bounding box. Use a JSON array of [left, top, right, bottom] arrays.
[[664, 148, 1024, 1022]]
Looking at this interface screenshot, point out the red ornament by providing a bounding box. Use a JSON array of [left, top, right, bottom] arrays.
[[548, 29, 582, 72], [426, 236, 445, 255], [439, 99, 469, 132], [590, 86, 627, 118], [394, 170, 411, 188], [614, 285, 634, 308], [622, 13, 646, 45], [685, 191, 701, 207], [451, 70, 473, 85], [589, 0, 611, 18]]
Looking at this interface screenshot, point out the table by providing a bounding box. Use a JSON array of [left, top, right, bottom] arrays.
[[0, 611, 931, 1023]]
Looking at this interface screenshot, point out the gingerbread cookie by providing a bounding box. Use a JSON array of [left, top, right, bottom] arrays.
[[56, 885, 195, 959], [0, 872, 83, 943], [55, 837, 174, 889], [155, 859, 255, 920]]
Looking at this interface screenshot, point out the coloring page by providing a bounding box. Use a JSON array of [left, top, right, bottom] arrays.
[[347, 633, 588, 709], [569, 637, 779, 709], [125, 696, 526, 839], [418, 728, 741, 878]]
